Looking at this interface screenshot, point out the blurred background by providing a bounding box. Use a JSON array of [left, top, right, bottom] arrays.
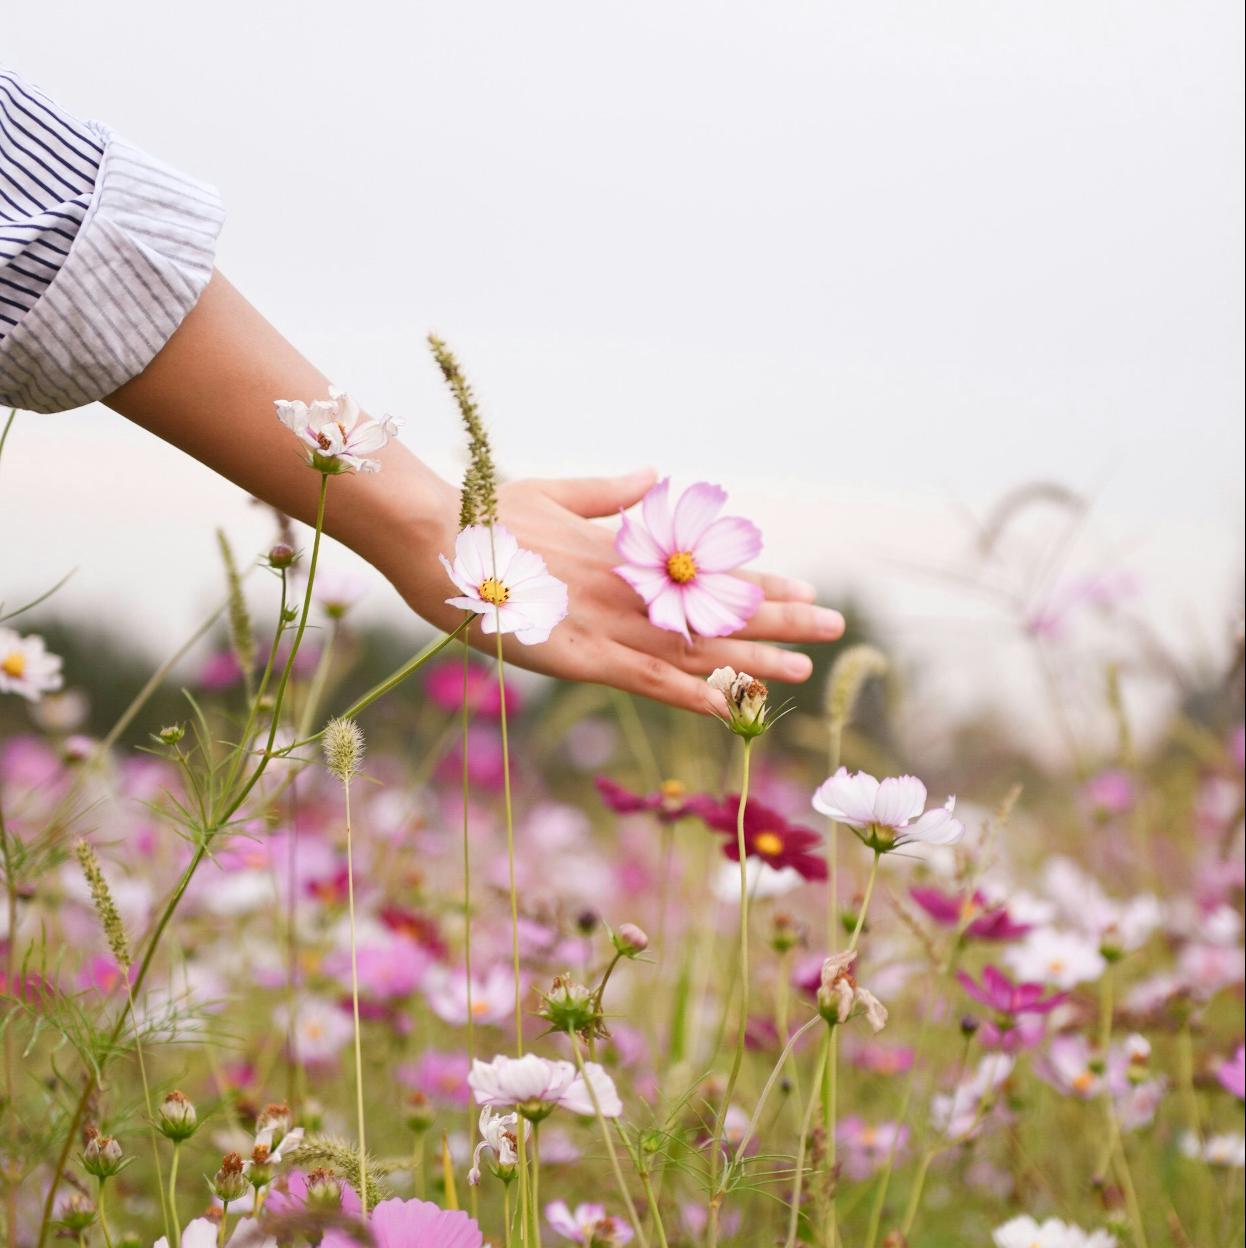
[[3, 1, 1243, 756]]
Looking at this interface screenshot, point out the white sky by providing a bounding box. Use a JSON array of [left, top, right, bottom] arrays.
[[4, 2, 1243, 749]]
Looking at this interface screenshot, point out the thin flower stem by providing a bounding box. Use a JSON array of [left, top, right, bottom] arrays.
[[785, 1030, 831, 1248], [96, 1180, 114, 1248], [503, 1184, 513, 1248], [529, 1122, 542, 1245], [708, 738, 754, 1246], [167, 1142, 182, 1243], [342, 778, 370, 1218], [731, 1015, 822, 1167], [848, 851, 880, 953], [629, 1133, 671, 1248], [899, 1147, 934, 1236], [462, 639, 479, 1223], [494, 628, 523, 1055], [1, 804, 21, 1248], [123, 980, 172, 1245], [823, 720, 843, 1248], [570, 1035, 650, 1248]]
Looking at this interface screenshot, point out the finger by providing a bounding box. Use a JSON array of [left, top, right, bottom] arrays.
[[738, 569, 819, 604], [734, 599, 845, 644], [605, 641, 728, 716], [539, 468, 657, 519], [614, 616, 814, 683]]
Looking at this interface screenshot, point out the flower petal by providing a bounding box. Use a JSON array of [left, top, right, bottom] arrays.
[[615, 509, 666, 567], [874, 776, 928, 829], [812, 769, 880, 828], [691, 515, 763, 572], [681, 579, 759, 638], [689, 573, 763, 632], [646, 583, 692, 641], [641, 478, 675, 551], [673, 482, 727, 550], [615, 563, 671, 605]]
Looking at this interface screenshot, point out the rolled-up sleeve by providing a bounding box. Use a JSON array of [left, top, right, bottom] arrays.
[[0, 67, 224, 414]]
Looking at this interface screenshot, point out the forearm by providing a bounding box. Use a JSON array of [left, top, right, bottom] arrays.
[[105, 270, 457, 599]]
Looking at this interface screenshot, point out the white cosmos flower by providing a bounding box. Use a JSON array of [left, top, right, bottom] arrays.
[[1005, 927, 1107, 990], [468, 1054, 622, 1119], [157, 1218, 275, 1248], [275, 387, 399, 474], [0, 629, 63, 702], [1181, 1130, 1246, 1167], [812, 768, 964, 853], [992, 1215, 1117, 1248], [711, 858, 804, 902], [441, 524, 569, 645]]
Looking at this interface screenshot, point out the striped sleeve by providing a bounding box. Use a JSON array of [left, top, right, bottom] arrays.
[[0, 67, 224, 414]]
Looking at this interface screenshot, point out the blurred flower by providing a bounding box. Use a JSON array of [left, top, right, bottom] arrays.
[[1180, 1131, 1245, 1167], [315, 569, 367, 618], [468, 1054, 622, 1119], [1040, 858, 1160, 957], [1005, 929, 1106, 990], [613, 478, 763, 641], [546, 1200, 635, 1245], [931, 1054, 1014, 1141], [957, 965, 1069, 1017], [0, 629, 63, 702], [320, 1197, 485, 1248], [1024, 570, 1139, 640], [595, 776, 698, 823], [399, 1050, 472, 1108], [696, 795, 826, 881], [910, 886, 1031, 941], [1082, 769, 1136, 818], [277, 997, 353, 1065], [992, 1215, 1117, 1248], [848, 1040, 915, 1077], [1217, 1045, 1245, 1100], [424, 964, 515, 1026], [442, 524, 568, 644], [275, 387, 400, 474], [28, 687, 88, 732], [835, 1116, 909, 1180], [712, 858, 805, 902], [812, 769, 964, 853], [197, 648, 244, 691], [425, 658, 519, 717]]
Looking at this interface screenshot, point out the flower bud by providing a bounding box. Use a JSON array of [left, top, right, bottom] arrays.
[[267, 542, 297, 569], [82, 1133, 125, 1179], [613, 923, 649, 957], [538, 975, 605, 1039], [54, 1194, 96, 1232], [575, 909, 600, 936], [305, 1167, 343, 1212], [405, 1091, 435, 1134], [211, 1152, 249, 1203], [255, 1102, 292, 1147], [707, 667, 771, 738], [156, 724, 185, 746], [248, 1142, 273, 1190], [158, 1090, 198, 1142], [959, 1014, 981, 1037]]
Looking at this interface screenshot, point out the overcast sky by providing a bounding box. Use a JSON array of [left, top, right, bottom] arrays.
[[4, 2, 1243, 748]]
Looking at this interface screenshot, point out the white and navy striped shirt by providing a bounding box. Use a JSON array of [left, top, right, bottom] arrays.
[[0, 67, 223, 414]]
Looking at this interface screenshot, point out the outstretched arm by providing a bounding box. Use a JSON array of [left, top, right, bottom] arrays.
[[107, 271, 845, 714]]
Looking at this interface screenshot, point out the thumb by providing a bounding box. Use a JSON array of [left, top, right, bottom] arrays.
[[541, 467, 657, 518]]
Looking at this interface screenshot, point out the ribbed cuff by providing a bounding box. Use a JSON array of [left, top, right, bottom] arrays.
[[0, 124, 225, 414]]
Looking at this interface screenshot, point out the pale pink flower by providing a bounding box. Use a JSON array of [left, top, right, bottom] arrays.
[[613, 479, 763, 641], [468, 1054, 622, 1118], [321, 1197, 484, 1248], [424, 964, 515, 1026], [835, 1116, 910, 1180], [441, 524, 568, 645], [0, 629, 63, 702], [546, 1200, 635, 1244], [812, 769, 964, 852], [275, 387, 399, 474]]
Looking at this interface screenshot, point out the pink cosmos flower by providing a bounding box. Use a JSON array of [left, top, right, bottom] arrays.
[[910, 887, 1031, 941], [595, 776, 699, 823], [957, 965, 1069, 1017], [398, 1050, 472, 1108], [1218, 1045, 1245, 1100], [613, 479, 763, 641], [275, 387, 400, 474], [835, 1116, 910, 1180], [812, 769, 964, 852], [441, 524, 569, 644], [424, 964, 516, 1027], [323, 935, 430, 1000], [469, 1054, 623, 1118], [1082, 769, 1136, 818], [546, 1201, 635, 1245], [425, 659, 519, 717], [321, 1198, 483, 1248]]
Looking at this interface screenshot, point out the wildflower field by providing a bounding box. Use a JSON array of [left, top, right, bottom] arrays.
[[1, 360, 1243, 1248]]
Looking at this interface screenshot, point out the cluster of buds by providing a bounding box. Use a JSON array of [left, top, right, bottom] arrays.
[[157, 1090, 199, 1143], [468, 1107, 526, 1186], [816, 951, 888, 1032], [707, 667, 770, 738], [538, 975, 607, 1041], [81, 1129, 126, 1180]]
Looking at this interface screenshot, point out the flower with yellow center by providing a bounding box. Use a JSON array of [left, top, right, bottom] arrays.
[[754, 830, 785, 858], [0, 629, 63, 703], [478, 577, 509, 605], [665, 550, 698, 583]]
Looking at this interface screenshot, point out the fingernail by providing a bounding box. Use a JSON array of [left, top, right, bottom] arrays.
[[814, 608, 844, 638], [783, 652, 813, 680], [788, 578, 817, 602]]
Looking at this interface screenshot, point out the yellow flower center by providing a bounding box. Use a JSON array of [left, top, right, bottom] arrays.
[[1, 651, 25, 679], [665, 551, 698, 583], [659, 779, 686, 801], [1072, 1071, 1095, 1094], [471, 998, 493, 1017], [478, 577, 510, 606], [959, 897, 980, 922], [754, 831, 784, 857]]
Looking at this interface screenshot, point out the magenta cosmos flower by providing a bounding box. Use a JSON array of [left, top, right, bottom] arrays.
[[614, 479, 763, 641], [320, 1198, 483, 1248], [910, 887, 1032, 941], [594, 776, 700, 823], [957, 965, 1069, 1017]]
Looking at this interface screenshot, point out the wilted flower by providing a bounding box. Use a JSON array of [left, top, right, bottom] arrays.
[[468, 1106, 526, 1185], [816, 951, 888, 1031], [613, 479, 763, 641], [706, 667, 769, 737], [546, 1200, 636, 1245], [812, 769, 964, 853], [441, 524, 569, 644], [210, 1151, 249, 1203], [275, 386, 400, 474], [0, 629, 63, 702]]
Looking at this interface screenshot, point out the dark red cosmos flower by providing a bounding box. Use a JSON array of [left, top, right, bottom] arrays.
[[594, 776, 704, 824], [696, 796, 827, 881], [910, 887, 1032, 941], [956, 965, 1068, 1017]]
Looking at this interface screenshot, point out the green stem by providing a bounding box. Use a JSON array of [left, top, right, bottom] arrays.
[[461, 639, 479, 1222], [848, 851, 880, 953], [570, 1036, 649, 1248], [124, 980, 172, 1245], [167, 1142, 182, 1245], [96, 1180, 113, 1248], [493, 629, 523, 1054], [785, 1031, 831, 1248], [342, 778, 369, 1218], [899, 1148, 934, 1236]]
